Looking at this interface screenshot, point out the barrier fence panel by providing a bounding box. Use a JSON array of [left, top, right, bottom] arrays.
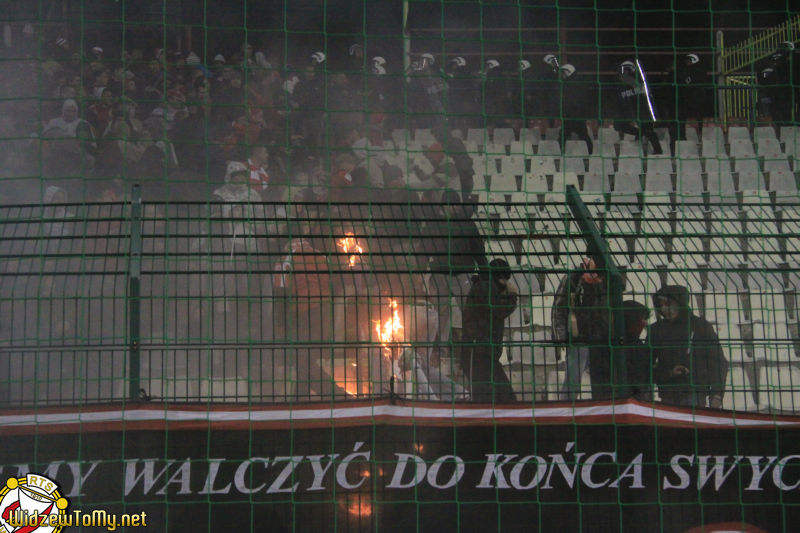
[[1, 1, 800, 531]]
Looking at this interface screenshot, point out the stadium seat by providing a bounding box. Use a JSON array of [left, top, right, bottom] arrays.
[[537, 139, 562, 156], [727, 126, 751, 142], [518, 128, 541, 146], [754, 125, 778, 145], [730, 138, 756, 158], [493, 128, 515, 146], [415, 128, 435, 145], [756, 138, 783, 158], [467, 128, 489, 146], [758, 364, 800, 412], [509, 140, 534, 157], [722, 364, 758, 412]]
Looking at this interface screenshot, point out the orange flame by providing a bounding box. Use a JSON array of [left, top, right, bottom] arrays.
[[375, 299, 403, 347], [338, 232, 364, 268]]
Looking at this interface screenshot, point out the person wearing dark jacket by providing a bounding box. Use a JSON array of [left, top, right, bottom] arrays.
[[432, 125, 475, 198], [552, 256, 610, 400], [423, 189, 487, 354], [461, 259, 518, 403], [622, 300, 652, 401], [650, 285, 728, 408], [614, 60, 662, 155], [558, 63, 594, 155]]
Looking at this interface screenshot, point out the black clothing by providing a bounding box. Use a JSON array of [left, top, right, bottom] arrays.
[[423, 213, 487, 275], [614, 80, 662, 154], [461, 276, 517, 402], [650, 285, 728, 407], [559, 73, 594, 154], [552, 269, 612, 399]]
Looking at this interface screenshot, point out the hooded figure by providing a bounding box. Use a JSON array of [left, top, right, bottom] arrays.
[[650, 285, 728, 408], [461, 258, 518, 403]]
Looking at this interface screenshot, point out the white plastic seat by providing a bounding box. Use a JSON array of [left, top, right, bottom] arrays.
[[757, 138, 784, 158], [675, 140, 699, 158], [764, 157, 792, 174], [754, 126, 778, 144], [734, 160, 765, 190], [730, 138, 756, 158], [564, 154, 587, 174], [768, 170, 798, 193], [537, 140, 561, 156], [758, 364, 800, 413], [722, 365, 757, 412], [467, 128, 489, 146], [509, 140, 534, 157], [596, 127, 619, 145], [518, 128, 541, 146], [499, 155, 525, 176], [415, 128, 435, 145], [493, 128, 515, 146], [727, 126, 751, 142], [490, 172, 519, 192], [528, 155, 557, 176]]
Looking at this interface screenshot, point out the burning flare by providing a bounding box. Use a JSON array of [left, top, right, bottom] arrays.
[[338, 232, 364, 267], [375, 299, 403, 356]]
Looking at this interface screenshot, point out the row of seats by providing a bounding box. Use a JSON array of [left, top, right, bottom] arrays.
[[392, 125, 800, 151]]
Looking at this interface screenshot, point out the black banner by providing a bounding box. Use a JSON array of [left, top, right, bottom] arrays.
[[1, 403, 798, 532]]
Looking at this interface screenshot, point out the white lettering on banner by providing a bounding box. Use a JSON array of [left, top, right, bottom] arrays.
[[387, 454, 427, 489], [773, 455, 800, 490], [581, 453, 617, 489], [199, 458, 232, 495], [543, 442, 584, 489], [745, 456, 777, 491], [477, 454, 518, 489], [663, 455, 694, 490], [336, 442, 370, 490], [697, 456, 743, 491], [268, 456, 303, 493], [11, 444, 800, 496], [233, 458, 269, 494], [306, 454, 339, 491], [608, 454, 644, 489], [509, 456, 548, 490], [427, 456, 464, 489], [124, 459, 174, 496], [156, 458, 192, 495]]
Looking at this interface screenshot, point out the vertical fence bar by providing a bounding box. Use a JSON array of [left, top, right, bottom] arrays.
[[128, 185, 142, 400], [565, 185, 627, 397]]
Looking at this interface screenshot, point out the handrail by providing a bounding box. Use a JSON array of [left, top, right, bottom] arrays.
[[721, 14, 800, 74]]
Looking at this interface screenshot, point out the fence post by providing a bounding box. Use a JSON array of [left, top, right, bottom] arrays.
[[128, 184, 142, 401]]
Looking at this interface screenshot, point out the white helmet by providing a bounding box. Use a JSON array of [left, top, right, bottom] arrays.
[[349, 43, 363, 56], [686, 53, 700, 64], [311, 51, 326, 64], [451, 56, 466, 67], [420, 52, 435, 67], [619, 60, 636, 77], [543, 54, 558, 67], [519, 59, 531, 71], [560, 63, 576, 78], [224, 161, 248, 183], [486, 59, 500, 71], [372, 56, 386, 66]]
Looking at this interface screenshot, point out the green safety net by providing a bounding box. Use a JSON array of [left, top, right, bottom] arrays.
[[0, 1, 799, 531]]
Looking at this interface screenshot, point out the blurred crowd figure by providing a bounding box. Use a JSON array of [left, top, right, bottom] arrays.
[[0, 22, 779, 404]]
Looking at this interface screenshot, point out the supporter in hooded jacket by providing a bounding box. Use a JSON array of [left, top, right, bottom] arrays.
[[650, 285, 728, 408]]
